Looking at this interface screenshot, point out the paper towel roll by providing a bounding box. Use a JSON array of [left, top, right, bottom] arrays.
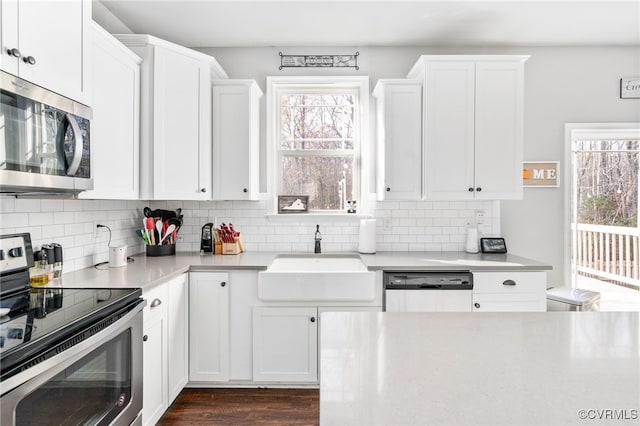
[[358, 219, 376, 254]]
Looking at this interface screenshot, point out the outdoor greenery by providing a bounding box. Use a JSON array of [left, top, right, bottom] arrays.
[[574, 140, 639, 227], [279, 93, 356, 210]]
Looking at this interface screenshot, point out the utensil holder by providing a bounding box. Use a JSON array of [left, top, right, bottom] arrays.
[[147, 244, 176, 257]]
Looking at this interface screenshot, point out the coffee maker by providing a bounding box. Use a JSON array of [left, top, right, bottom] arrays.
[[200, 223, 214, 253]]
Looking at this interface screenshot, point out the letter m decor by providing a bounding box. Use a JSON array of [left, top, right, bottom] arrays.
[[523, 161, 559, 187]]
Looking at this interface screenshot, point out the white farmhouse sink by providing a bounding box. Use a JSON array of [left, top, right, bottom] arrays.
[[258, 255, 376, 302]]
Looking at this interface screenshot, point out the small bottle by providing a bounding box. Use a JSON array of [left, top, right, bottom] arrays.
[[314, 224, 322, 254], [29, 250, 49, 286], [52, 243, 63, 278]]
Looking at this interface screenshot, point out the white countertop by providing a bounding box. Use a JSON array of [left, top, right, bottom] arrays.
[[320, 311, 640, 426], [47, 251, 551, 290]]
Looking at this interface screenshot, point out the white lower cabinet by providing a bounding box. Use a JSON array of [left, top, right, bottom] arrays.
[[189, 272, 230, 382], [167, 274, 189, 403], [471, 271, 546, 312], [142, 273, 189, 426], [142, 280, 168, 426], [252, 307, 318, 383]]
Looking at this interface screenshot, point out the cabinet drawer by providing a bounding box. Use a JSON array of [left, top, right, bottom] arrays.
[[472, 292, 545, 312], [472, 271, 546, 294], [143, 283, 168, 321]]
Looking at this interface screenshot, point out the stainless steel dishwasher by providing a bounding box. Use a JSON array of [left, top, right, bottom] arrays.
[[383, 271, 473, 312]]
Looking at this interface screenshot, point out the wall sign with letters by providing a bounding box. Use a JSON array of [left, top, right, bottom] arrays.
[[620, 77, 640, 99], [523, 161, 559, 187]]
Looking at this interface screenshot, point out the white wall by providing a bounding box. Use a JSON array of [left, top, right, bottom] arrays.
[[197, 45, 640, 284]]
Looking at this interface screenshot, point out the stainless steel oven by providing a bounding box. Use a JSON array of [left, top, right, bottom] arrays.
[[0, 70, 92, 194], [0, 233, 144, 426]]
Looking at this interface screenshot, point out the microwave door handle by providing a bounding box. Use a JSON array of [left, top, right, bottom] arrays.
[[65, 114, 83, 176]]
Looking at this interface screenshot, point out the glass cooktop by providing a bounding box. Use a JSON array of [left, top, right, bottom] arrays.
[[0, 287, 142, 381]]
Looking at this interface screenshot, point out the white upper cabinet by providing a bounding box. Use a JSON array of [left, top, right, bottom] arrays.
[[408, 55, 528, 200], [212, 80, 262, 200], [0, 0, 91, 103], [116, 34, 227, 200], [80, 23, 140, 200], [373, 79, 422, 200]]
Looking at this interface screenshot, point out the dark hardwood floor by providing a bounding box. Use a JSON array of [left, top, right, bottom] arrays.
[[157, 388, 320, 425]]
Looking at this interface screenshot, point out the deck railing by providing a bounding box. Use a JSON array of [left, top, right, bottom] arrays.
[[573, 223, 640, 288]]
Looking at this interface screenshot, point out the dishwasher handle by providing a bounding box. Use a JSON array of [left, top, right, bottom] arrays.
[[419, 284, 443, 289]]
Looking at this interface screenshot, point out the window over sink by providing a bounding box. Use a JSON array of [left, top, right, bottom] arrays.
[[267, 77, 369, 213]]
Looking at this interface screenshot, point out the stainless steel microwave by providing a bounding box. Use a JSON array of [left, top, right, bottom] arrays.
[[0, 70, 93, 194]]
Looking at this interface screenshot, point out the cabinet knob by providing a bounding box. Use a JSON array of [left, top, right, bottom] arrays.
[[143, 335, 148, 342], [474, 303, 481, 309], [502, 279, 516, 286], [7, 48, 21, 58], [23, 55, 36, 65], [310, 317, 316, 323], [476, 187, 482, 192], [243, 188, 248, 193], [150, 298, 162, 308], [468, 187, 474, 192], [386, 187, 391, 192], [220, 281, 226, 287], [200, 188, 207, 193]]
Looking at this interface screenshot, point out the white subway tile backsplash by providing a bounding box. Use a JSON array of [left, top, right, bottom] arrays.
[[0, 197, 500, 274]]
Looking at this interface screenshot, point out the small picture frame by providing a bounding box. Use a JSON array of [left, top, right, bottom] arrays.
[[480, 238, 507, 254], [278, 195, 309, 214], [620, 77, 640, 99]]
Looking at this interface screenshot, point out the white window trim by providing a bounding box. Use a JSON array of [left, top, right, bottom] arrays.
[[266, 76, 370, 215], [563, 122, 640, 288]]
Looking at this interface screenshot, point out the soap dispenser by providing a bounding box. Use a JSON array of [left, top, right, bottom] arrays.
[[314, 224, 322, 253]]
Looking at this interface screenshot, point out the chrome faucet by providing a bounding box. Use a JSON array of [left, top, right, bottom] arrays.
[[314, 224, 322, 253]]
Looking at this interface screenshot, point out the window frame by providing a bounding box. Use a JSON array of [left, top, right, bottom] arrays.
[[266, 76, 370, 214]]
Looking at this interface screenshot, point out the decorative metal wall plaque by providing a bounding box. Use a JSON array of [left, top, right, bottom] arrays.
[[279, 52, 359, 70]]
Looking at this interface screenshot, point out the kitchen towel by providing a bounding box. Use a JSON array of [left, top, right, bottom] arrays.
[[358, 219, 376, 254]]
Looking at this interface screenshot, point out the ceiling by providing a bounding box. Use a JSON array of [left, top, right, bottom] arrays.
[[99, 0, 640, 48]]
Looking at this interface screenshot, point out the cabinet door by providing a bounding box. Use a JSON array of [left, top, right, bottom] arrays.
[[374, 80, 422, 200], [0, 0, 19, 74], [474, 61, 524, 200], [152, 46, 211, 200], [80, 23, 140, 200], [212, 80, 261, 200], [14, 0, 89, 102], [167, 274, 189, 403], [253, 307, 318, 383], [423, 61, 475, 200], [142, 283, 168, 426], [189, 272, 229, 382]]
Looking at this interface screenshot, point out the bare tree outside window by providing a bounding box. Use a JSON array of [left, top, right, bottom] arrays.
[[573, 140, 639, 227], [278, 91, 358, 211]]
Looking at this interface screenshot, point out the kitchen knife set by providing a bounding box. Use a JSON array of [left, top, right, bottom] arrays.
[[139, 207, 183, 246], [201, 222, 243, 254]]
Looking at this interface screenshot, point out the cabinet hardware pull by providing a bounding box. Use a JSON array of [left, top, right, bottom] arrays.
[[310, 317, 316, 323], [386, 187, 391, 192], [243, 188, 248, 193], [7, 48, 21, 58], [23, 56, 36, 65], [503, 279, 516, 286], [200, 188, 207, 192], [143, 335, 148, 342], [150, 298, 162, 308], [476, 187, 482, 192], [474, 303, 481, 309], [468, 187, 474, 192], [220, 281, 226, 287]]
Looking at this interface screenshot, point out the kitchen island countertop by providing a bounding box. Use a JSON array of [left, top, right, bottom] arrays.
[[320, 311, 640, 426], [48, 251, 551, 290]]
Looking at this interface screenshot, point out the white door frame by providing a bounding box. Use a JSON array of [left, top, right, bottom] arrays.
[[563, 122, 640, 288]]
